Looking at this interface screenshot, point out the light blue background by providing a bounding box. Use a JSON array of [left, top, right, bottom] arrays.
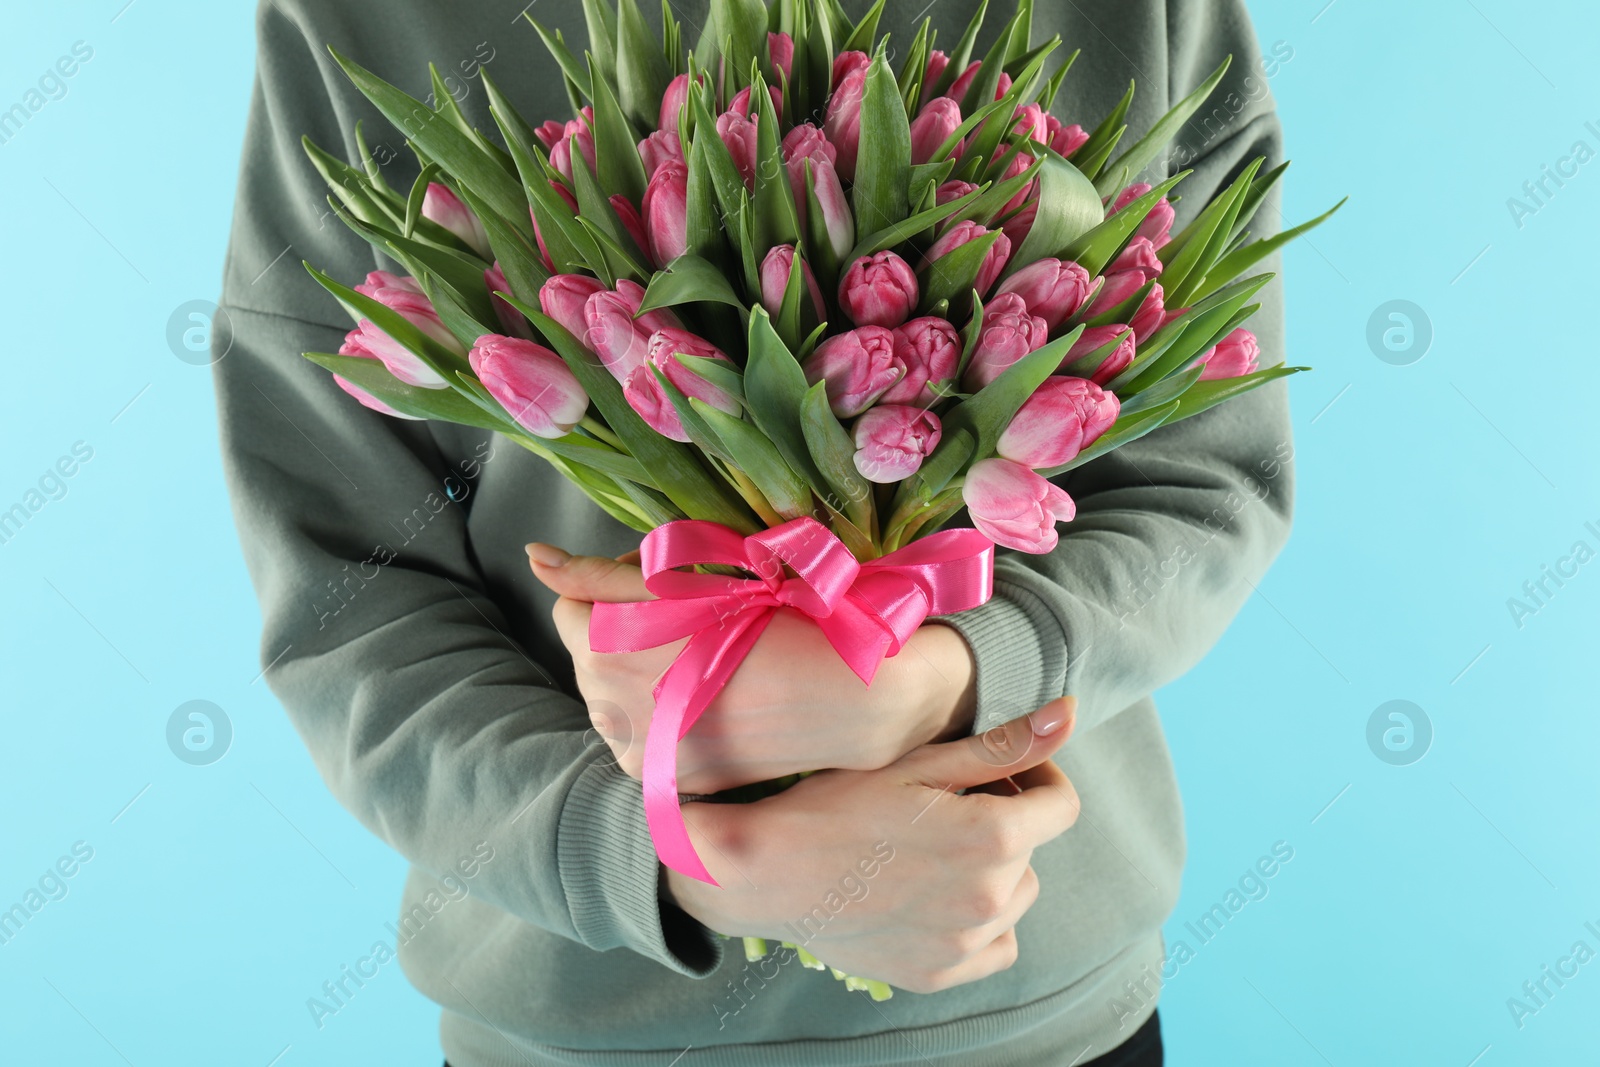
[[1, 1, 1595, 1064]]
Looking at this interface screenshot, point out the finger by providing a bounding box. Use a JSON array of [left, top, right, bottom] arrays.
[[616, 549, 642, 565], [986, 760, 1082, 853], [527, 544, 652, 603], [929, 927, 1020, 993], [901, 697, 1077, 791], [550, 595, 594, 652]]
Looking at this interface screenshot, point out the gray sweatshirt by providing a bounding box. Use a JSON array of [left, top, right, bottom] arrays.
[[214, 1, 1293, 1063]]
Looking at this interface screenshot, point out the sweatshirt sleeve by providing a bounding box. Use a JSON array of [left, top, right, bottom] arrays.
[[941, 0, 1297, 737], [212, 2, 721, 977]]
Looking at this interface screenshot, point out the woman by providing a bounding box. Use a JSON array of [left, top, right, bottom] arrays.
[[215, 1, 1292, 1063]]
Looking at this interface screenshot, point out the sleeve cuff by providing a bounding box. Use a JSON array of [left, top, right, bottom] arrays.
[[937, 579, 1070, 736], [557, 750, 725, 978]]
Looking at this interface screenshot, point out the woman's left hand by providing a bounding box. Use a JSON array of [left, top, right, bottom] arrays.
[[527, 542, 978, 794]]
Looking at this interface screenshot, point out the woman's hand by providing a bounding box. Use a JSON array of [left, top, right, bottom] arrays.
[[666, 699, 1080, 994], [528, 542, 977, 794]]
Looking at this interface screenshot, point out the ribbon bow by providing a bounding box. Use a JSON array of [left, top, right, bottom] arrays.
[[589, 517, 995, 885]]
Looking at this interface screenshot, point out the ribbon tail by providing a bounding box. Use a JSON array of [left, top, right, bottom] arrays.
[[641, 608, 775, 886]]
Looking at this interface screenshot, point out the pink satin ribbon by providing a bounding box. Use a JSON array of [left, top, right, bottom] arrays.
[[589, 517, 995, 885]]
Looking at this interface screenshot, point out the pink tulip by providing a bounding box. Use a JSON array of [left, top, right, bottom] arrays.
[[716, 110, 760, 189], [925, 220, 1012, 298], [839, 251, 919, 328], [539, 274, 606, 343], [910, 97, 963, 164], [637, 129, 684, 178], [1128, 284, 1167, 344], [727, 83, 783, 119], [824, 63, 867, 180], [608, 194, 651, 265], [531, 181, 579, 272], [924, 50, 950, 90], [1012, 103, 1047, 145], [963, 458, 1076, 553], [609, 278, 681, 334], [782, 123, 835, 230], [469, 334, 589, 439], [621, 328, 740, 442], [997, 150, 1038, 217], [1089, 237, 1164, 313], [853, 405, 943, 483], [832, 50, 870, 89], [660, 74, 693, 133], [802, 326, 901, 417], [883, 316, 961, 405], [945, 62, 982, 102], [584, 289, 653, 378], [769, 32, 795, 84], [1110, 182, 1176, 250], [333, 375, 423, 420], [549, 110, 596, 181], [422, 182, 490, 258], [1063, 324, 1136, 386], [1044, 115, 1088, 157], [533, 119, 565, 151], [937, 179, 980, 205], [484, 262, 534, 340], [642, 158, 689, 265], [759, 245, 826, 322], [341, 271, 458, 388], [807, 157, 855, 263], [961, 292, 1047, 391], [995, 258, 1093, 330], [1196, 328, 1260, 381], [997, 376, 1119, 469]]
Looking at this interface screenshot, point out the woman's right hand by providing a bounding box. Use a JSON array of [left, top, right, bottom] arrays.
[[664, 697, 1081, 995]]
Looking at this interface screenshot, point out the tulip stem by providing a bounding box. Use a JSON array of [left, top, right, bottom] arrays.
[[579, 415, 624, 451]]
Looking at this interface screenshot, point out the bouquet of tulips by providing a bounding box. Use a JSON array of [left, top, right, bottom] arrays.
[[299, 0, 1340, 999]]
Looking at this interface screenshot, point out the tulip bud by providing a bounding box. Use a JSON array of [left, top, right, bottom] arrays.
[[759, 245, 826, 323], [422, 182, 491, 259], [660, 74, 694, 134], [769, 32, 795, 84], [608, 194, 652, 265], [728, 83, 783, 120], [994, 258, 1093, 330], [882, 316, 961, 405], [1012, 103, 1047, 145], [621, 328, 741, 442], [838, 251, 919, 328], [924, 50, 950, 90], [961, 292, 1047, 391], [910, 97, 963, 164], [469, 334, 589, 439], [936, 179, 980, 205], [852, 405, 943, 483], [1089, 237, 1164, 314], [341, 271, 459, 388], [642, 159, 689, 265], [962, 458, 1076, 553], [807, 157, 855, 264], [485, 262, 534, 340], [945, 61, 982, 102], [997, 377, 1119, 469], [1062, 324, 1136, 386], [801, 326, 901, 417], [332, 375, 423, 419], [832, 50, 870, 89], [1044, 115, 1089, 157], [550, 112, 596, 181], [583, 289, 652, 378], [925, 220, 1012, 298], [1110, 182, 1177, 250], [716, 110, 760, 189], [637, 129, 684, 179], [539, 274, 607, 344], [533, 119, 565, 151], [610, 278, 682, 335], [1196, 328, 1260, 381], [782, 123, 836, 231], [1000, 199, 1037, 251], [824, 64, 867, 180], [1128, 284, 1166, 344]]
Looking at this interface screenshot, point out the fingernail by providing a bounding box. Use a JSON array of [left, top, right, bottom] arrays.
[[526, 543, 571, 568], [1030, 700, 1068, 736]]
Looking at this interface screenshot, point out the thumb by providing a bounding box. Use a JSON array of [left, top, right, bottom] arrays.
[[901, 697, 1077, 791], [526, 543, 652, 603]]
